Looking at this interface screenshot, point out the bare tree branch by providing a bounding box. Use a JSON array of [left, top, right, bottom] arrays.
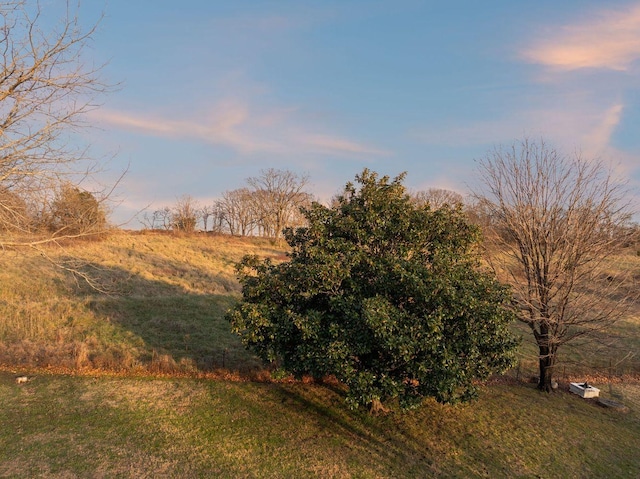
[[171, 194, 199, 233], [474, 138, 638, 391], [0, 1, 111, 247], [412, 188, 463, 209]]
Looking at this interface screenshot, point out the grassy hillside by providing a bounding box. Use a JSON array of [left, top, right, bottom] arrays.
[[0, 231, 285, 374], [1, 231, 639, 477], [1, 230, 638, 380]]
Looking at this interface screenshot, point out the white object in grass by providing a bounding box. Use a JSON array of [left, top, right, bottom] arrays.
[[569, 382, 600, 398]]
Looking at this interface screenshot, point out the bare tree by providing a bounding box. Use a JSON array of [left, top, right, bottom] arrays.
[[0, 185, 29, 232], [157, 207, 173, 231], [413, 188, 464, 209], [140, 211, 156, 230], [172, 195, 199, 233], [247, 168, 310, 241], [0, 1, 109, 246], [464, 196, 504, 238], [141, 207, 172, 231], [208, 202, 226, 233], [199, 204, 217, 232], [217, 188, 258, 236], [286, 191, 314, 230], [475, 138, 637, 392]]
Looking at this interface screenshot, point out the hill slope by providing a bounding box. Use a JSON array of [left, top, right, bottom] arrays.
[[2, 230, 638, 379], [1, 232, 639, 477], [0, 231, 284, 373]]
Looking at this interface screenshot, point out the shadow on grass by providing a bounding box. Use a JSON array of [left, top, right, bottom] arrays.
[[67, 260, 263, 374], [270, 383, 440, 475]]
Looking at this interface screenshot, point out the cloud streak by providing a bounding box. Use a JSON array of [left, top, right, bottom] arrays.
[[92, 103, 281, 154], [91, 100, 390, 159], [411, 100, 624, 160], [300, 134, 391, 156], [582, 103, 624, 155], [522, 3, 640, 71]]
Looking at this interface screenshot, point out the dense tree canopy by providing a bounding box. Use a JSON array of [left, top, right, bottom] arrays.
[[228, 169, 518, 410]]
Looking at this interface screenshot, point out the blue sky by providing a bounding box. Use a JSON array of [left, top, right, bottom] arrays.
[[78, 1, 640, 226]]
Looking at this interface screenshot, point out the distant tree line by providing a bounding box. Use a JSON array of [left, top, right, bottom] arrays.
[[142, 169, 477, 239], [142, 169, 314, 239]]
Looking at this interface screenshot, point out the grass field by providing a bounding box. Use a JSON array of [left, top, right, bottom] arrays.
[[0, 231, 639, 477], [1, 372, 639, 478]]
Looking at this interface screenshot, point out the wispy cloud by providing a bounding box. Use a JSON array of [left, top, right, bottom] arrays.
[[522, 3, 640, 71], [94, 111, 176, 135], [410, 99, 624, 160], [92, 102, 281, 154], [514, 5, 639, 164], [300, 134, 392, 156], [90, 100, 389, 160], [418, 5, 639, 165], [582, 103, 624, 155]]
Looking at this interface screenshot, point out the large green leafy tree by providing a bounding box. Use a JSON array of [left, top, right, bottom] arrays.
[[228, 170, 518, 409]]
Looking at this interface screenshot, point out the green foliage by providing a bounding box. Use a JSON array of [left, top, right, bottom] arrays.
[[228, 169, 518, 409]]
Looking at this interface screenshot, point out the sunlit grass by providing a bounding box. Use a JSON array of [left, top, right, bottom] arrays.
[[1, 231, 638, 380], [0, 231, 282, 373]]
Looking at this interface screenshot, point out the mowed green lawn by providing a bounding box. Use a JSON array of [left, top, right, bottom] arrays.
[[1, 372, 640, 478]]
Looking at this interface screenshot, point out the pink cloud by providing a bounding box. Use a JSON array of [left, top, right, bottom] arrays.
[[523, 3, 640, 71], [89, 101, 390, 159]]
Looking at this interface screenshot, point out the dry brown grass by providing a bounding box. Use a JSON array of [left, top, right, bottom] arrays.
[[1, 230, 638, 383], [0, 231, 285, 375]]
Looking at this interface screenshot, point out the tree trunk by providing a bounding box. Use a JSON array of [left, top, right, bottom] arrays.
[[537, 344, 557, 392]]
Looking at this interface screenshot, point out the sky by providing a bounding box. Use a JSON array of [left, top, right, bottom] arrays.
[[73, 0, 640, 226]]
